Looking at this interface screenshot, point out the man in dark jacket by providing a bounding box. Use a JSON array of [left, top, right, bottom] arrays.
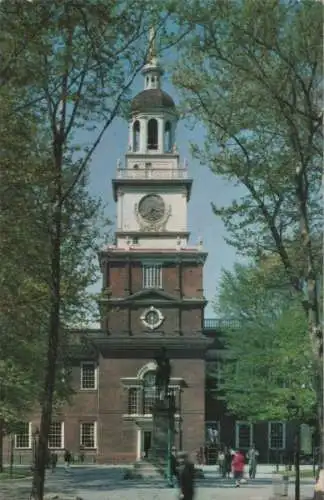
[[177, 451, 195, 500], [170, 446, 179, 487]]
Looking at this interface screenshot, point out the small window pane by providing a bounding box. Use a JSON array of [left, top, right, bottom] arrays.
[[81, 363, 96, 389], [128, 388, 138, 415], [81, 423, 96, 449], [143, 371, 157, 414], [269, 422, 285, 449], [48, 422, 63, 449], [236, 422, 252, 449], [143, 265, 162, 289], [15, 423, 30, 449]]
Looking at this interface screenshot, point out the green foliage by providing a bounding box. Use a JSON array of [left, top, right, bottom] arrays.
[[173, 0, 322, 289], [209, 263, 316, 421], [0, 94, 103, 427]]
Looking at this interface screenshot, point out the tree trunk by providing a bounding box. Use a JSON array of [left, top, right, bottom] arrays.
[[9, 435, 14, 478], [30, 145, 62, 499], [0, 421, 3, 473], [307, 279, 323, 470], [30, 228, 61, 499]]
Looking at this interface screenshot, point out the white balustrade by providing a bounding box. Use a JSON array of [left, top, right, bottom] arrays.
[[116, 168, 188, 180]]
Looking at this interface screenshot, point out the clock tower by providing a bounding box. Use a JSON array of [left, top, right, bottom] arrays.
[[95, 33, 210, 463]]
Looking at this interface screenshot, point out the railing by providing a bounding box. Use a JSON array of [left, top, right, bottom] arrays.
[[204, 318, 240, 330], [116, 168, 188, 180]]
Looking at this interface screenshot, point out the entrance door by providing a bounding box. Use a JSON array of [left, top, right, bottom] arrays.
[[143, 431, 152, 458]]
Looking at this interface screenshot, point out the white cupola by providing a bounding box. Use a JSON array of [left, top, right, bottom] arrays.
[[128, 28, 178, 155]]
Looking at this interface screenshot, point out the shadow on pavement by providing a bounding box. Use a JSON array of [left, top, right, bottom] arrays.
[[43, 467, 315, 494]]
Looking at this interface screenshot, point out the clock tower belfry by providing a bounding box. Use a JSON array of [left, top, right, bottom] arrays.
[[96, 31, 209, 464], [112, 29, 192, 251]]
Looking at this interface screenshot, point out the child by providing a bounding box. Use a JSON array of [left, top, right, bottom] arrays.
[[232, 449, 245, 487]]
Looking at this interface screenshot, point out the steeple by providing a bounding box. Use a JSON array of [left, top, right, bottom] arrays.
[[142, 27, 163, 90]]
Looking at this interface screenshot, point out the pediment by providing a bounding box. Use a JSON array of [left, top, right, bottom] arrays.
[[123, 288, 178, 303]]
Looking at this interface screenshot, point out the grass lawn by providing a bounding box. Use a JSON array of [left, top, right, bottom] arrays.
[[0, 468, 32, 480]]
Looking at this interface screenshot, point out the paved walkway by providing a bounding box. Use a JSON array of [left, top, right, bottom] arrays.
[[0, 465, 315, 500]]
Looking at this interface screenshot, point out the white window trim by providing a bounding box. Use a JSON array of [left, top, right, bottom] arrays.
[[268, 421, 286, 450], [235, 421, 253, 449], [80, 361, 98, 391], [61, 421, 65, 449], [15, 422, 32, 449], [48, 422, 64, 450], [80, 422, 97, 449]]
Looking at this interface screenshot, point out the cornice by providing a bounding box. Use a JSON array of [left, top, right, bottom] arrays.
[[98, 249, 208, 265], [115, 231, 190, 238], [97, 296, 208, 307], [125, 153, 180, 160], [112, 178, 193, 202], [86, 335, 212, 357]]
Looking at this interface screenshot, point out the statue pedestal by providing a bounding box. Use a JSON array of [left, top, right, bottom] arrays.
[[149, 396, 176, 475], [131, 396, 176, 481]]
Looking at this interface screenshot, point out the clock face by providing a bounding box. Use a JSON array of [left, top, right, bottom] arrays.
[[138, 194, 165, 222]]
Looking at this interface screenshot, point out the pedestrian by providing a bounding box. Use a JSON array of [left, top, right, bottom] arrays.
[[314, 468, 324, 500], [64, 448, 72, 470], [50, 452, 58, 472], [247, 443, 259, 479], [224, 446, 232, 479], [170, 445, 179, 487], [177, 451, 195, 500], [232, 449, 245, 487], [218, 447, 225, 477]]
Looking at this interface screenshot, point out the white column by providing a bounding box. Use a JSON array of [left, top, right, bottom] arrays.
[[136, 429, 142, 460], [140, 118, 147, 153], [158, 117, 164, 153], [128, 121, 133, 151], [117, 191, 124, 231]]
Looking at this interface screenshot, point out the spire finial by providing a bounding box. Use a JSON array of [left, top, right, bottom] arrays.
[[148, 27, 157, 65], [142, 26, 163, 89]]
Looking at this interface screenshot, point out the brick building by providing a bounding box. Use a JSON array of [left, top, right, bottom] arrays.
[[3, 40, 312, 468], [4, 39, 210, 465]]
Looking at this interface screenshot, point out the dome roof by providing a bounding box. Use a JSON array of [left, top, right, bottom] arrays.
[[131, 89, 175, 113]]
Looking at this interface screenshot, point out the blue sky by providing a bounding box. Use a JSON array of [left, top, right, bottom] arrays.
[[88, 67, 245, 318]]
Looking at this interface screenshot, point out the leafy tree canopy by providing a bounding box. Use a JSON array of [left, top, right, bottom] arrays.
[[209, 262, 316, 422]]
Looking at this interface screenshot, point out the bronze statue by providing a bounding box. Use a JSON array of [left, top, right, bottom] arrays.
[[154, 347, 171, 401]]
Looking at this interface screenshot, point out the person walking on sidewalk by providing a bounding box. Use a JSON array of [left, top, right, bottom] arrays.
[[64, 448, 72, 470], [247, 443, 259, 479], [232, 449, 245, 487], [177, 451, 195, 500], [170, 445, 179, 487], [224, 446, 232, 479], [218, 447, 225, 478]]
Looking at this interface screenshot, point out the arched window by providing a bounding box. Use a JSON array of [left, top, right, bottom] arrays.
[[143, 371, 156, 414], [147, 118, 158, 150], [164, 121, 172, 152], [127, 388, 138, 415], [133, 121, 140, 152]]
